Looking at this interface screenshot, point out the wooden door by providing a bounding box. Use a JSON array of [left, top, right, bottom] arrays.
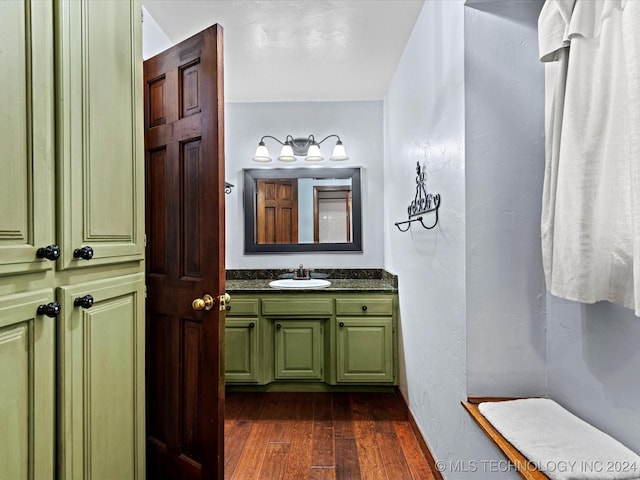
[[144, 25, 226, 480], [256, 179, 298, 243]]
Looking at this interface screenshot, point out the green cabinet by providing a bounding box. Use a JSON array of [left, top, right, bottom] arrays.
[[275, 320, 324, 380], [0, 290, 56, 480], [0, 1, 144, 479], [0, 0, 55, 277], [336, 317, 394, 383], [55, 0, 144, 269], [335, 296, 395, 383], [57, 274, 145, 480], [224, 293, 397, 388], [225, 318, 260, 383], [225, 298, 260, 383]]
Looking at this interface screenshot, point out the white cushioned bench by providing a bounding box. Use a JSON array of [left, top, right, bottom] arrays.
[[463, 398, 640, 480]]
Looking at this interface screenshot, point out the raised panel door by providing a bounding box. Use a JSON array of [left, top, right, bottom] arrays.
[[225, 318, 259, 383], [144, 24, 226, 480], [55, 0, 144, 269], [0, 289, 55, 480], [336, 317, 394, 383], [0, 0, 55, 276], [57, 273, 145, 480], [275, 320, 323, 380]]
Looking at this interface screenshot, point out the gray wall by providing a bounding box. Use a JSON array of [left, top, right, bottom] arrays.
[[464, 1, 547, 397], [384, 0, 640, 479], [547, 297, 640, 453], [225, 101, 384, 269], [384, 2, 514, 478]]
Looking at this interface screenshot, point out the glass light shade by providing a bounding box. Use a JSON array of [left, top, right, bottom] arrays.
[[252, 143, 272, 162], [330, 141, 349, 161], [304, 143, 323, 162], [277, 143, 296, 162]]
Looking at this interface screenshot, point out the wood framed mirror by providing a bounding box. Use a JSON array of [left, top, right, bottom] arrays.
[[243, 167, 362, 253]]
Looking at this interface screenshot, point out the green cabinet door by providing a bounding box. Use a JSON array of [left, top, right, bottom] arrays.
[[225, 318, 259, 383], [0, 0, 55, 276], [275, 320, 324, 380], [336, 317, 394, 383], [0, 290, 56, 480], [57, 273, 145, 480], [55, 0, 144, 270]]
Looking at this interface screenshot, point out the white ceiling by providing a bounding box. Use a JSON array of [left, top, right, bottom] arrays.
[[142, 0, 425, 102]]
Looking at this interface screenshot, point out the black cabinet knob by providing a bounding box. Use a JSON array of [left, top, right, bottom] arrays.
[[74, 295, 94, 309], [73, 246, 94, 260], [226, 305, 231, 311], [362, 305, 368, 311], [37, 302, 61, 318], [249, 322, 255, 328], [339, 322, 345, 328], [276, 324, 281, 329], [36, 244, 60, 261]]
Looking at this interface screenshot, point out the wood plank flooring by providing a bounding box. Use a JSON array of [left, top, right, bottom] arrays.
[[225, 391, 436, 480]]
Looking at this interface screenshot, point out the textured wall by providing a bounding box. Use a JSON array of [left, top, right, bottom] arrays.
[[225, 101, 384, 269], [546, 297, 640, 453], [464, 1, 547, 397], [384, 2, 516, 478]]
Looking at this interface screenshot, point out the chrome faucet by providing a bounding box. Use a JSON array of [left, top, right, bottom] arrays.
[[292, 264, 310, 280]]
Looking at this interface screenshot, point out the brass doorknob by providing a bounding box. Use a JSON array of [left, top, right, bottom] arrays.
[[192, 294, 214, 311]]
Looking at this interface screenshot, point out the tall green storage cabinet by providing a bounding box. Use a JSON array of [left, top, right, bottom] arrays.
[[0, 1, 145, 479]]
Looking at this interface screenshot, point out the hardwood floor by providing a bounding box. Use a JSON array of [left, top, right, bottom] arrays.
[[225, 391, 436, 480]]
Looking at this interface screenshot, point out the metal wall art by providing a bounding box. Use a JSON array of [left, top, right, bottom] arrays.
[[394, 162, 441, 232]]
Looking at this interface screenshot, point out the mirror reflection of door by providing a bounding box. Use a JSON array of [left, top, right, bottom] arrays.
[[256, 178, 299, 244], [313, 186, 352, 243]]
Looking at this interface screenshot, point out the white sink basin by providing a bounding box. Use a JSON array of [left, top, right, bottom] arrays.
[[269, 279, 331, 289]]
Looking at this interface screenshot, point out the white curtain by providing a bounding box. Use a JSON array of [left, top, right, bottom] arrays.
[[539, 0, 640, 316]]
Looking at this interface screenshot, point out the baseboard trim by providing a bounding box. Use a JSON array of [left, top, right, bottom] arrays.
[[396, 389, 445, 480]]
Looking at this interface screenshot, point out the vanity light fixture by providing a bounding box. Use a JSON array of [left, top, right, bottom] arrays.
[[252, 134, 349, 163]]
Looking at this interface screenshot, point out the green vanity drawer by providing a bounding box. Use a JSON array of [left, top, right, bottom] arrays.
[[226, 298, 259, 316], [262, 297, 333, 316], [335, 297, 393, 316]]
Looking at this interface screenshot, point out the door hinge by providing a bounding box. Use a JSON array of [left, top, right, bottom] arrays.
[[143, 234, 147, 247]]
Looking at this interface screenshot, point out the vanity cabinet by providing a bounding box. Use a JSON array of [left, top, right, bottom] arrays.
[[224, 292, 397, 388], [225, 298, 260, 383], [275, 320, 324, 380], [335, 297, 395, 383]]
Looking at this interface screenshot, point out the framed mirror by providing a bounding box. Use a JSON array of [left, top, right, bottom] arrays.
[[243, 167, 362, 253]]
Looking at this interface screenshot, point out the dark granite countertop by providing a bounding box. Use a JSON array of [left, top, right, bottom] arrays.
[[226, 269, 397, 293], [226, 278, 397, 293]]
